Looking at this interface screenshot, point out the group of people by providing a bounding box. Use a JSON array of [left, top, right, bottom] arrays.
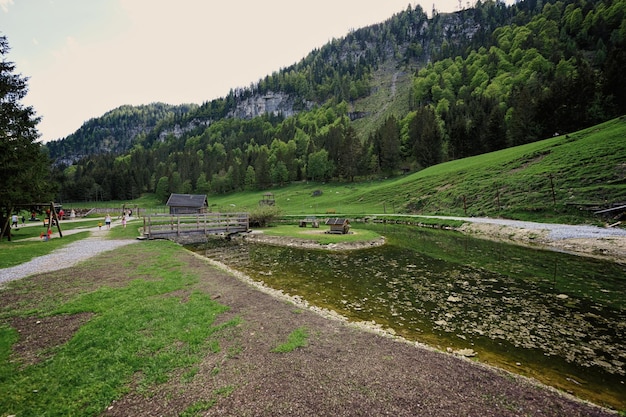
[[99, 210, 131, 230], [11, 208, 133, 232]]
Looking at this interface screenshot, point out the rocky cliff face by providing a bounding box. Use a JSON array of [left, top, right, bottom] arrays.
[[228, 92, 314, 119], [154, 93, 311, 143]]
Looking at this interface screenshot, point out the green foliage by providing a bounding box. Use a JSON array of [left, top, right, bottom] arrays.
[[0, 36, 53, 237], [272, 327, 309, 353], [307, 149, 334, 182], [155, 176, 169, 203], [248, 205, 283, 228]]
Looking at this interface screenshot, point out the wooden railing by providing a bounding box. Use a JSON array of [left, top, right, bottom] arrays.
[[142, 212, 249, 239]]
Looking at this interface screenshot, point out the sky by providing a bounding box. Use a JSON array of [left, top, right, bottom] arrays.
[[1, 0, 514, 143]]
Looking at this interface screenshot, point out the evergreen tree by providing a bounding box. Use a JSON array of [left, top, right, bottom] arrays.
[[155, 176, 169, 203], [374, 116, 401, 174], [337, 125, 362, 182], [244, 165, 257, 191], [409, 107, 443, 168], [195, 173, 211, 194], [254, 146, 272, 189], [0, 36, 52, 239]]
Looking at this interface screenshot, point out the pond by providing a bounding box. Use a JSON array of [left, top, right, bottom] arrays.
[[192, 223, 626, 410]]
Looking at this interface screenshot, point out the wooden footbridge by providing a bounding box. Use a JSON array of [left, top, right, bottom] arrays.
[[142, 212, 249, 240]]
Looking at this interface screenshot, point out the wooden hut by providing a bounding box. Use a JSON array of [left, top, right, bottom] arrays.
[[166, 194, 208, 214], [325, 218, 350, 234]]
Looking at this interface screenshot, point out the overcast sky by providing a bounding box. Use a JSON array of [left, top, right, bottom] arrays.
[[1, 0, 513, 142]]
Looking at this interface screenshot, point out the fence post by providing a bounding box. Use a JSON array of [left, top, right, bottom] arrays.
[[496, 188, 501, 211], [548, 173, 556, 206]]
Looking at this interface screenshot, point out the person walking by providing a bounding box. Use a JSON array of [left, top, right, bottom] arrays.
[[105, 213, 112, 229], [11, 214, 18, 228]]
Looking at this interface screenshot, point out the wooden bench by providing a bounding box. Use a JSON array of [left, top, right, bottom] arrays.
[[299, 217, 319, 228]]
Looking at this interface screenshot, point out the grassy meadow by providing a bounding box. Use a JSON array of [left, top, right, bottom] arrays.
[[206, 116, 626, 224]]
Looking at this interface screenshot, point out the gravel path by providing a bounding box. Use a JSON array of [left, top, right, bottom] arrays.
[[0, 226, 138, 285], [418, 215, 626, 239]]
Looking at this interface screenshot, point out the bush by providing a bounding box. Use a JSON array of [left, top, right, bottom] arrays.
[[249, 205, 283, 227]]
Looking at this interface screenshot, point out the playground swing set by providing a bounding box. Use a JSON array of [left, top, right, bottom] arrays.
[[1, 202, 64, 242], [39, 202, 64, 240]]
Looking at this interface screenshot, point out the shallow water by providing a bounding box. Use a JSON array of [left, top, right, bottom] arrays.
[[193, 224, 626, 409]]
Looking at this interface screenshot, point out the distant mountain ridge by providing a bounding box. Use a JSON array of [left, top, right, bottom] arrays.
[[45, 102, 198, 164], [45, 4, 489, 162]]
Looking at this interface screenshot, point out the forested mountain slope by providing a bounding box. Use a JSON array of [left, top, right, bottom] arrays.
[[46, 0, 626, 203], [45, 103, 198, 165]]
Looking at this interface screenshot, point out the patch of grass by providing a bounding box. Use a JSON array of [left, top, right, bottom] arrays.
[[3, 219, 98, 241], [106, 219, 143, 240], [356, 215, 465, 229], [272, 327, 309, 353], [0, 241, 239, 416], [260, 224, 381, 245], [179, 386, 235, 417]]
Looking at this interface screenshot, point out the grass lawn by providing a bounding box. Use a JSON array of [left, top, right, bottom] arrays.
[[259, 224, 381, 245], [0, 241, 240, 416]]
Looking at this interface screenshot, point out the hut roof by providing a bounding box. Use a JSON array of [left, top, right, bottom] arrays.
[[166, 193, 208, 208], [325, 218, 349, 225]]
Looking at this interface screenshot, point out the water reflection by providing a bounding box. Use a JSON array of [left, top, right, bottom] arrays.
[[193, 223, 626, 408]]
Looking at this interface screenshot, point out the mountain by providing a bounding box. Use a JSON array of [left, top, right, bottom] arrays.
[[46, 0, 626, 203], [45, 103, 198, 165], [44, 3, 500, 161]]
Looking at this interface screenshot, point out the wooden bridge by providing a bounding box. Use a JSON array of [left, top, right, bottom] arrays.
[[142, 212, 249, 240]]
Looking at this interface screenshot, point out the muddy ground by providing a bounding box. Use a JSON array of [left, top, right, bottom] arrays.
[[2, 235, 619, 416]]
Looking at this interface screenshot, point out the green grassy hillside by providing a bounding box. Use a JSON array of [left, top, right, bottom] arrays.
[[204, 117, 625, 224]]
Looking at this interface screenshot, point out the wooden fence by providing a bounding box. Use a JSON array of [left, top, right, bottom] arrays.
[[142, 212, 249, 239]]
